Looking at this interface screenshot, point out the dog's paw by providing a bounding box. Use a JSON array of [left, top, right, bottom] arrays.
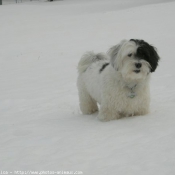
[[98, 111, 122, 122], [81, 108, 98, 115], [98, 115, 111, 122], [80, 103, 98, 115], [97, 113, 115, 122]]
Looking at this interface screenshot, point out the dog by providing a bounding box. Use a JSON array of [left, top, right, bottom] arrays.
[[77, 39, 160, 121]]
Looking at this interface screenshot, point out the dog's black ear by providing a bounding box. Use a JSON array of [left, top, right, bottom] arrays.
[[147, 46, 160, 72], [137, 44, 160, 72], [108, 40, 126, 70], [131, 39, 160, 72]]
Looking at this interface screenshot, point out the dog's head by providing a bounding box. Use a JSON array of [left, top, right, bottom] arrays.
[[108, 39, 160, 81]]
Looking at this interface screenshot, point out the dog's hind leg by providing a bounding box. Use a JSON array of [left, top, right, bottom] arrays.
[[77, 85, 98, 115]]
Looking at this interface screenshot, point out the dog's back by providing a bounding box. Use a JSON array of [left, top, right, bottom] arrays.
[[77, 51, 109, 74]]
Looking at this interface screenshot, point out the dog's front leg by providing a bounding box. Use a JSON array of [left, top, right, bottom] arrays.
[[98, 104, 121, 121]]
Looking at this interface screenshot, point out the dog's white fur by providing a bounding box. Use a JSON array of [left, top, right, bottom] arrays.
[[77, 40, 151, 121]]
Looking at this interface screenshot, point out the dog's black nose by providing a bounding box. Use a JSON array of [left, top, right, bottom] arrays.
[[135, 63, 142, 68]]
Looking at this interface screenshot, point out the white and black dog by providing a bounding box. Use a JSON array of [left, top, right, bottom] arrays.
[[77, 39, 160, 121]]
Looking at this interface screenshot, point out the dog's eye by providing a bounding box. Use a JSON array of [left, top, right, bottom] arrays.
[[128, 53, 132, 57]]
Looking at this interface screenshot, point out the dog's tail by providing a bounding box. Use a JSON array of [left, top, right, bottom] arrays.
[[77, 51, 108, 74]]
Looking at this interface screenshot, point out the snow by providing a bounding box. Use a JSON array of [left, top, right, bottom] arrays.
[[0, 0, 175, 174]]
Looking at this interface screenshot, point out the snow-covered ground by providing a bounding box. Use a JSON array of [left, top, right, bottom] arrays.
[[1, 0, 175, 174], [2, 0, 38, 5]]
